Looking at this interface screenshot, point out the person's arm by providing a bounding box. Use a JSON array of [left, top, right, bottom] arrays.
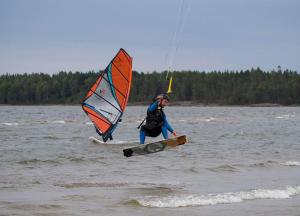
[[147, 101, 159, 113], [163, 114, 177, 136]]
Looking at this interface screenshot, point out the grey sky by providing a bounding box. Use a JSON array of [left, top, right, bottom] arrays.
[[1, 0, 299, 74]]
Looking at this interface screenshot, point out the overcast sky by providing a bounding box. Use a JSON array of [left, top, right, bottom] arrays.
[[1, 0, 299, 74]]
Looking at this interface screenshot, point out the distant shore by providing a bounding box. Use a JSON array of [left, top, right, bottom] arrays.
[[1, 69, 300, 106], [1, 102, 299, 107], [128, 102, 299, 107]]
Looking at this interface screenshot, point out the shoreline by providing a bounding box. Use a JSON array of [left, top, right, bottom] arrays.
[[128, 102, 287, 107], [0, 102, 299, 107]]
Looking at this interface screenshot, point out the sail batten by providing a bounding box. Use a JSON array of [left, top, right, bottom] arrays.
[[103, 69, 127, 99], [81, 49, 132, 141], [87, 88, 122, 113], [112, 61, 130, 83]]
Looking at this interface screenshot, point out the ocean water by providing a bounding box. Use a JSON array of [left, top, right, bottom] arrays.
[[0, 105, 300, 216]]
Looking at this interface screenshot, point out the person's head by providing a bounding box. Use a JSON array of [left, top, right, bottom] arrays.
[[156, 93, 170, 108]]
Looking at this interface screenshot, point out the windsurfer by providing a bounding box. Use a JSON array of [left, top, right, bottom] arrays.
[[139, 93, 176, 144]]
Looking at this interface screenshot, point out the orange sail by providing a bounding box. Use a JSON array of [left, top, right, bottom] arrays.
[[81, 49, 132, 142]]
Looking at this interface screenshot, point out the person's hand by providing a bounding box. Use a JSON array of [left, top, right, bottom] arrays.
[[172, 131, 177, 137], [157, 99, 162, 106]]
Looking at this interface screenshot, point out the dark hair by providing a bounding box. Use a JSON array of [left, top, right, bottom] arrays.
[[153, 93, 170, 102]]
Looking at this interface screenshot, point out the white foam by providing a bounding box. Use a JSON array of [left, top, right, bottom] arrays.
[[205, 117, 216, 122], [282, 161, 300, 166], [85, 122, 93, 125], [276, 114, 295, 119], [136, 185, 300, 208], [112, 140, 131, 144], [52, 120, 66, 124], [194, 117, 216, 122], [2, 122, 19, 126]]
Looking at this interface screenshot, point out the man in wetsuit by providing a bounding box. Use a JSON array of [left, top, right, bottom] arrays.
[[139, 93, 177, 144]]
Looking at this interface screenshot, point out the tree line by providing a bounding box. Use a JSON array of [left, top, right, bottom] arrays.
[[0, 68, 299, 105]]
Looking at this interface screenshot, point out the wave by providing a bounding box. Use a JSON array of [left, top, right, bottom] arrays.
[[134, 185, 300, 208], [276, 114, 295, 119], [54, 182, 128, 188], [1, 122, 19, 126], [171, 117, 218, 124], [62, 156, 86, 163], [204, 117, 216, 122], [17, 158, 61, 165], [249, 160, 274, 168], [207, 165, 238, 173], [18, 156, 101, 165], [52, 120, 66, 124], [282, 161, 300, 166], [1, 202, 64, 211], [42, 135, 60, 140]]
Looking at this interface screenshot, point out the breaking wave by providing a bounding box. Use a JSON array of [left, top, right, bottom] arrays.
[[134, 185, 300, 208], [1, 122, 19, 126], [275, 114, 295, 119], [52, 120, 66, 124], [282, 161, 300, 166]]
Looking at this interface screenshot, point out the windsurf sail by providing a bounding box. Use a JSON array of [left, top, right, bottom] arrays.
[[81, 48, 132, 142]]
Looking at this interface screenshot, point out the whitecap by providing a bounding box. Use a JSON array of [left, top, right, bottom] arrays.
[[194, 117, 216, 122], [205, 117, 216, 122], [1, 122, 19, 126], [52, 120, 66, 124], [282, 161, 300, 166], [276, 114, 295, 119], [135, 185, 300, 208]]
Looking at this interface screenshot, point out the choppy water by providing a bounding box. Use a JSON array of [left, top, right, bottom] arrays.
[[0, 105, 300, 216]]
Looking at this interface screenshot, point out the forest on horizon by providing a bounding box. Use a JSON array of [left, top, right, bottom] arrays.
[[0, 68, 299, 105]]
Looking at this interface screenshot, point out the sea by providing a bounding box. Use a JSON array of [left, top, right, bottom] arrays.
[[0, 105, 300, 216]]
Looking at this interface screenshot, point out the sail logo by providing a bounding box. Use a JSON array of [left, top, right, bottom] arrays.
[[99, 89, 106, 96]]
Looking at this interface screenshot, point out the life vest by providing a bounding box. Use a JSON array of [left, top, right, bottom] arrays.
[[141, 106, 165, 137], [146, 107, 164, 126]]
